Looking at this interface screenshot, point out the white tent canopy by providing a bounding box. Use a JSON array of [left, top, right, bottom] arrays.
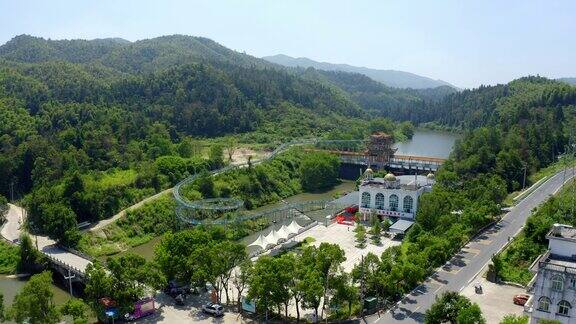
[[276, 225, 291, 241], [264, 230, 280, 247], [248, 234, 269, 251], [288, 220, 303, 234]]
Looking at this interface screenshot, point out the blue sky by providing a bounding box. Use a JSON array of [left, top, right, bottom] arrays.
[[1, 0, 574, 88]]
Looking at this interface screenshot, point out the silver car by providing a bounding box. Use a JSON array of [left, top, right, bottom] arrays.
[[202, 303, 224, 316]]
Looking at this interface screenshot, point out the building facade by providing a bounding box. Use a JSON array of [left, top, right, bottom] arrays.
[[358, 170, 434, 221], [525, 224, 576, 324]]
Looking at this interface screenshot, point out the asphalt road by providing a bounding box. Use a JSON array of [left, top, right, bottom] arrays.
[[368, 168, 575, 323], [1, 203, 23, 242], [1, 204, 92, 273]]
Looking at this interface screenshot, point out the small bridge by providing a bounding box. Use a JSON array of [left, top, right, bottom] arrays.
[[324, 150, 445, 172]]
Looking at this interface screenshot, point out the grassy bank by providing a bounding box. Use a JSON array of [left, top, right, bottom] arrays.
[[497, 180, 576, 285], [0, 240, 19, 274]]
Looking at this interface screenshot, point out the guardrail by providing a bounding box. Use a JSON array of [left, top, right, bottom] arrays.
[[42, 252, 87, 280]]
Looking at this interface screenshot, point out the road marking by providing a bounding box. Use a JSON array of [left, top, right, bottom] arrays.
[[477, 239, 492, 245], [433, 284, 443, 294], [463, 247, 481, 256]]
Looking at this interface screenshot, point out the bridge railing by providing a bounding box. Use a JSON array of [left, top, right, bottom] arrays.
[[42, 252, 88, 280]]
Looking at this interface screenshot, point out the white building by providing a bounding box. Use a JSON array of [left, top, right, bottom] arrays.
[[358, 169, 434, 221], [525, 224, 576, 324]]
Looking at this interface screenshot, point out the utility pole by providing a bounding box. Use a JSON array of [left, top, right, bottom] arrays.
[[522, 163, 527, 189], [9, 180, 14, 202], [360, 254, 365, 319], [64, 268, 75, 297]]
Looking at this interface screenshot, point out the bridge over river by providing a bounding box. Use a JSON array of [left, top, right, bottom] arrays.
[[1, 204, 91, 286]]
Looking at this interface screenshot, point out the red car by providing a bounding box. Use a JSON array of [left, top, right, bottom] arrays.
[[513, 294, 530, 306]]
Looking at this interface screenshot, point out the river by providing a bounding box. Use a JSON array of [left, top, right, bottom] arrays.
[[0, 274, 70, 312]]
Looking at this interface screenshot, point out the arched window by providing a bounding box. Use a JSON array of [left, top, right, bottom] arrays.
[[558, 300, 571, 316], [361, 192, 371, 208], [538, 296, 551, 312], [403, 196, 414, 213], [389, 194, 398, 211], [375, 193, 385, 210], [552, 275, 564, 291]]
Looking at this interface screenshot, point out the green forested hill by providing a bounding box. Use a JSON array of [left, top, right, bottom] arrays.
[[0, 35, 372, 209]]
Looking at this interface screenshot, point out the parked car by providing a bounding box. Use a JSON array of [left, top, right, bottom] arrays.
[[513, 294, 530, 306], [164, 281, 191, 298], [202, 303, 224, 316]]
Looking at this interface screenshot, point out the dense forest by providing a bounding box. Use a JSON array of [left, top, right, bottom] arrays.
[[0, 35, 420, 244], [1, 34, 575, 249]]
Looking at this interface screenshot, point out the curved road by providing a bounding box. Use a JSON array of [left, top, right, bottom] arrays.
[[368, 168, 575, 323], [1, 204, 92, 274]]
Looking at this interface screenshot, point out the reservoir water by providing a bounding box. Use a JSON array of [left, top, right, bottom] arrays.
[[394, 129, 460, 159]]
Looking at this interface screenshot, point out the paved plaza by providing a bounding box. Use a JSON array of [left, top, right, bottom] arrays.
[[294, 221, 401, 272]]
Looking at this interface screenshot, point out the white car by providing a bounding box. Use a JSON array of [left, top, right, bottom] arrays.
[[202, 303, 224, 316]]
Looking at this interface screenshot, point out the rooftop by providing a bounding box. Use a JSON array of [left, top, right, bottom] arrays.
[[547, 223, 576, 241], [360, 174, 433, 190], [531, 250, 576, 275]]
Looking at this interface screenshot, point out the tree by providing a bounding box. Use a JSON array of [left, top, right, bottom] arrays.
[[300, 268, 324, 322], [456, 303, 485, 324], [8, 271, 60, 324], [369, 218, 382, 244], [247, 256, 278, 319], [382, 217, 392, 232], [85, 254, 165, 314], [59, 298, 90, 324], [0, 194, 8, 216], [299, 152, 340, 192], [232, 260, 252, 313], [355, 224, 367, 247], [17, 233, 43, 273], [500, 314, 528, 324], [330, 272, 359, 317], [41, 203, 80, 246], [209, 144, 224, 169], [214, 241, 247, 304], [224, 137, 238, 162], [84, 261, 113, 303], [196, 171, 216, 198], [425, 291, 482, 324]]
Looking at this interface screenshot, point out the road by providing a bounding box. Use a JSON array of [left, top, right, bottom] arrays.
[[1, 203, 23, 242], [368, 168, 575, 323], [1, 204, 92, 274], [90, 188, 173, 231]]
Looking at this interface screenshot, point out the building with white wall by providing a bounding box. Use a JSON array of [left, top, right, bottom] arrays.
[[525, 224, 576, 324], [358, 169, 434, 221]]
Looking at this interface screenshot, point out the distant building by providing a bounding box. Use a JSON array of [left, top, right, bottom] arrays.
[[358, 169, 434, 221], [525, 224, 576, 324]]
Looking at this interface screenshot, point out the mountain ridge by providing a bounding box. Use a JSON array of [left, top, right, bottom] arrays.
[[263, 54, 457, 90]]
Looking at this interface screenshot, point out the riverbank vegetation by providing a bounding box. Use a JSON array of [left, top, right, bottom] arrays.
[[79, 149, 341, 256], [0, 240, 19, 274]]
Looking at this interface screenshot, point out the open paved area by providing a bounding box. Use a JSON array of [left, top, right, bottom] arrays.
[[295, 221, 401, 272], [461, 276, 526, 323]]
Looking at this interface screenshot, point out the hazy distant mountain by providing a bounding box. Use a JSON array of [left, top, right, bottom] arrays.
[[558, 78, 576, 86], [263, 54, 457, 89]]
